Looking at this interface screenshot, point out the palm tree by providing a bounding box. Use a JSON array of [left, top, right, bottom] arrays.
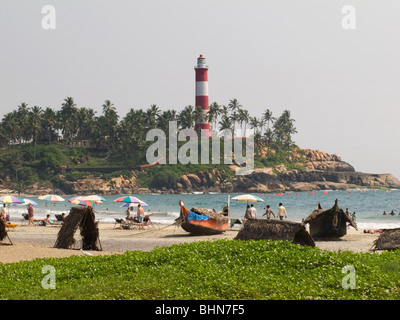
[[229, 111, 240, 136], [249, 116, 261, 135], [238, 109, 249, 137], [264, 127, 274, 144], [220, 105, 229, 117], [218, 115, 233, 135], [124, 108, 146, 132], [17, 102, 31, 143], [145, 104, 161, 130], [77, 107, 98, 140], [262, 109, 275, 134], [60, 97, 78, 140], [29, 106, 43, 159], [100, 100, 119, 149], [1, 112, 19, 144], [157, 109, 177, 133], [178, 105, 195, 129], [228, 98, 242, 114], [40, 107, 58, 143], [273, 110, 297, 159], [193, 105, 208, 129], [208, 102, 221, 132]]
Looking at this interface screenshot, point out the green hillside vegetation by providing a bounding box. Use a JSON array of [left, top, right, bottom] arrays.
[[0, 98, 301, 191]]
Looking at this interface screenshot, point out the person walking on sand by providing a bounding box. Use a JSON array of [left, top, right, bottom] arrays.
[[27, 203, 35, 226], [263, 205, 275, 219], [277, 203, 287, 220]]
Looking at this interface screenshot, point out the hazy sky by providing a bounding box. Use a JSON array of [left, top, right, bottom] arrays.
[[1, 1, 399, 179]]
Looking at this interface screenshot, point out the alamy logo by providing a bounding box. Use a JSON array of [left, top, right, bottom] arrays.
[[41, 5, 56, 30], [341, 265, 356, 289], [41, 265, 56, 289], [146, 121, 254, 175], [341, 5, 356, 30]]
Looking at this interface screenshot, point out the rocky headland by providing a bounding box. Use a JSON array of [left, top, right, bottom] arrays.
[[2, 149, 399, 196], [175, 149, 400, 194]]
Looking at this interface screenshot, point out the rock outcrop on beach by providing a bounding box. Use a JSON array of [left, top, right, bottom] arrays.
[[60, 174, 140, 195]]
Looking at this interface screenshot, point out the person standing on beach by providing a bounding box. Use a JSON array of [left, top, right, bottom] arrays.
[[249, 204, 257, 219], [27, 203, 35, 226], [244, 205, 252, 220], [263, 205, 275, 219], [136, 203, 145, 229], [277, 203, 287, 220]]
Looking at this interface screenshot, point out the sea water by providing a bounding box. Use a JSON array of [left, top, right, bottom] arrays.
[[7, 189, 400, 230]]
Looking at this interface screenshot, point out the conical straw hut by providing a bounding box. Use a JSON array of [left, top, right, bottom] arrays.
[[371, 228, 400, 251], [234, 219, 315, 247], [54, 206, 101, 251]]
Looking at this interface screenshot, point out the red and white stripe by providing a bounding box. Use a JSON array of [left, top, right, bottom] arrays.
[[194, 54, 211, 137]]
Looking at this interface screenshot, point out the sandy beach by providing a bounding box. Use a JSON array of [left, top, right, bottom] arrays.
[[0, 223, 380, 264]]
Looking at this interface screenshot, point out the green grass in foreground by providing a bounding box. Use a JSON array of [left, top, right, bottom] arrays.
[[1, 240, 400, 300]]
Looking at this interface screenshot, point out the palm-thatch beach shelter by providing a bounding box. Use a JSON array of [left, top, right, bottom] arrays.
[[371, 228, 400, 251], [54, 206, 102, 251], [0, 219, 12, 245], [234, 219, 315, 247], [302, 199, 357, 239]]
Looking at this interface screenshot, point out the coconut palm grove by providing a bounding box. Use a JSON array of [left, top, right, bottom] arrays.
[[0, 97, 298, 191]]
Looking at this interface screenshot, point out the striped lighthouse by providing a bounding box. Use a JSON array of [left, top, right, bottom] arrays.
[[194, 54, 211, 137]]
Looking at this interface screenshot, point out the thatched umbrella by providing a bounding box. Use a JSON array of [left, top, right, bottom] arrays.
[[302, 199, 357, 239], [234, 219, 315, 247], [54, 206, 101, 251], [371, 228, 400, 251]]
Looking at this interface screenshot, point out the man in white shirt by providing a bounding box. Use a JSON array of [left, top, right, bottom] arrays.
[[277, 203, 287, 220], [249, 204, 257, 219]]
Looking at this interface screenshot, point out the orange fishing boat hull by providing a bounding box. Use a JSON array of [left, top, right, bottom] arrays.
[[181, 218, 229, 235], [179, 202, 229, 235]]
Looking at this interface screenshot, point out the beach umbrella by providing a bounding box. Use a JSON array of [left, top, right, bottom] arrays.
[[81, 195, 106, 202], [0, 195, 25, 204], [72, 199, 102, 207], [113, 196, 145, 204], [38, 195, 65, 202], [68, 196, 84, 203], [16, 198, 38, 206], [231, 194, 264, 203], [120, 202, 148, 208]]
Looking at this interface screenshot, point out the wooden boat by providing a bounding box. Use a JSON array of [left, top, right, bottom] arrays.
[[178, 200, 230, 235], [302, 199, 357, 239]]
